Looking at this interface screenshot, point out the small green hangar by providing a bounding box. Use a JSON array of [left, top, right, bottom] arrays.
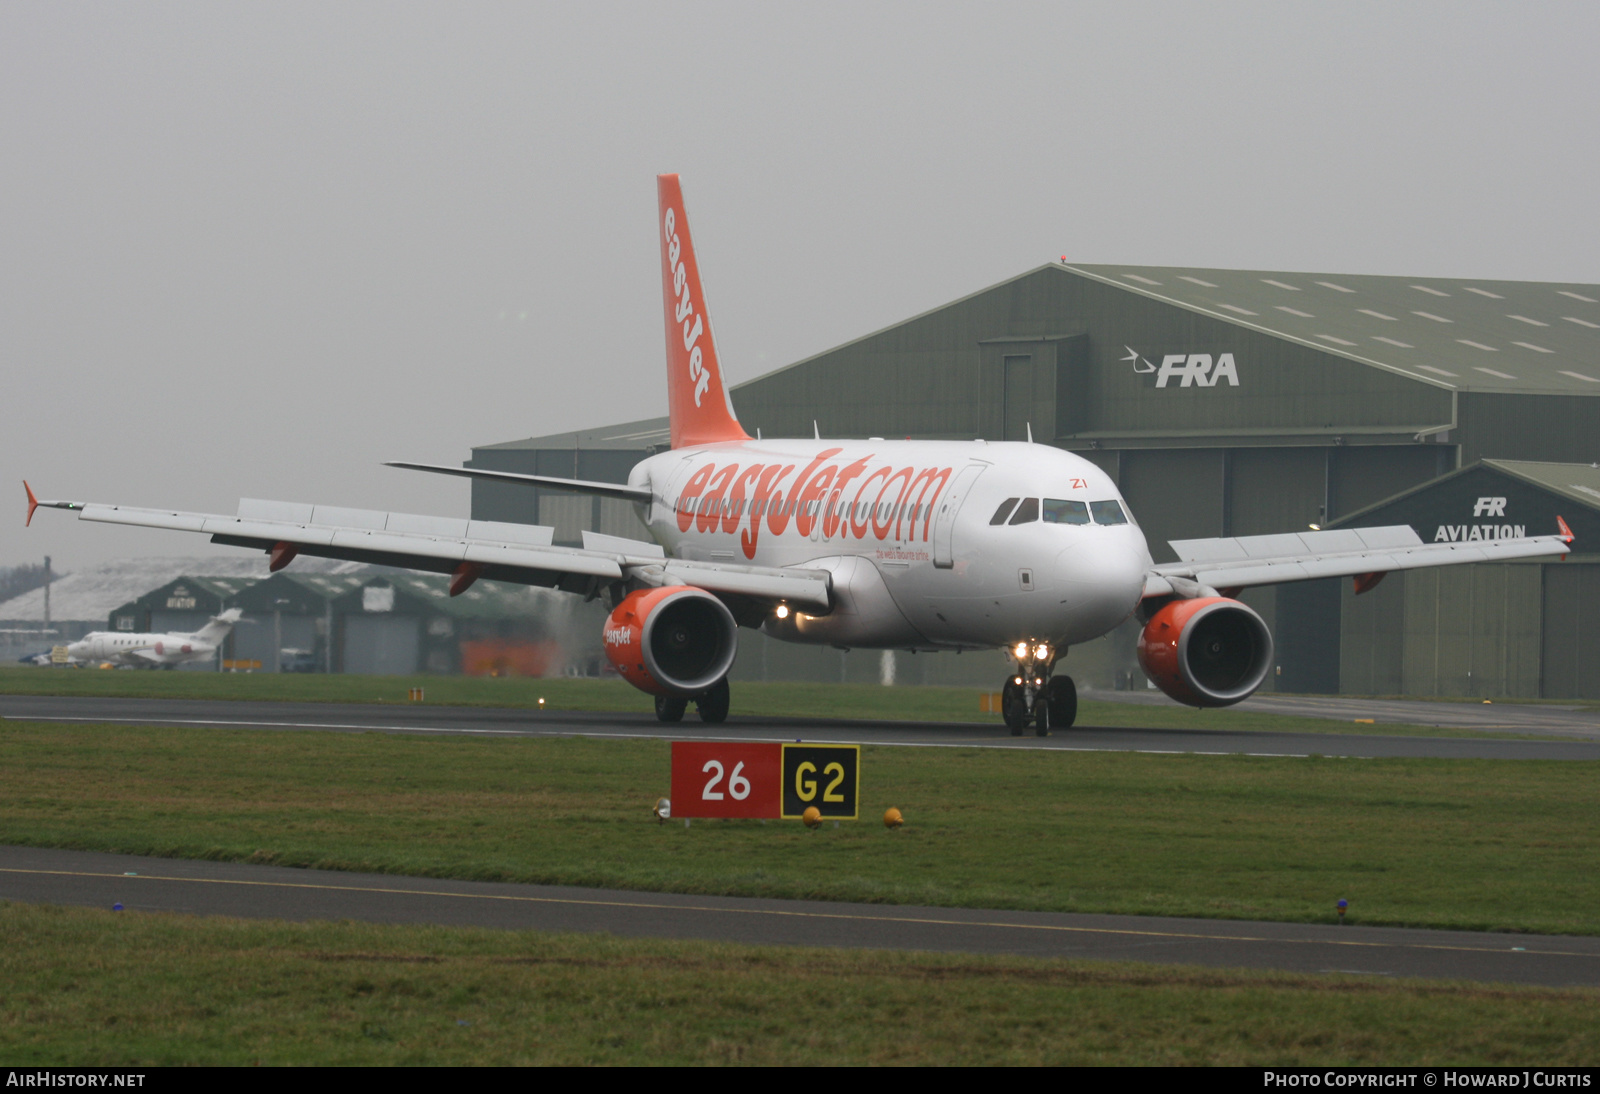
[[469, 263, 1600, 698]]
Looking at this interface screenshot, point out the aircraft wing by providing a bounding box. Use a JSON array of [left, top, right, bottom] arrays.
[[27, 494, 833, 613], [384, 462, 655, 504], [1143, 522, 1573, 598]]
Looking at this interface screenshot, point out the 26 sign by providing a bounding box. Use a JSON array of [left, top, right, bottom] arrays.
[[670, 742, 860, 820]]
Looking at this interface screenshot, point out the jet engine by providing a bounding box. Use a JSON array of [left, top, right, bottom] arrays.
[[1136, 596, 1274, 708], [603, 586, 738, 697]]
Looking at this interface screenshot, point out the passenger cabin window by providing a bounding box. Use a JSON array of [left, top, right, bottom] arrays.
[[989, 498, 1020, 525], [1090, 500, 1129, 525], [1041, 499, 1090, 525], [1008, 497, 1040, 524]]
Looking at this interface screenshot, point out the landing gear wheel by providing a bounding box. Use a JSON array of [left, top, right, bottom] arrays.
[[1001, 678, 1029, 735], [1035, 693, 1050, 737], [1046, 675, 1078, 729], [654, 695, 687, 723], [695, 678, 730, 724]]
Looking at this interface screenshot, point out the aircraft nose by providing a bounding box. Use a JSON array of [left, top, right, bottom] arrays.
[[1055, 534, 1147, 638]]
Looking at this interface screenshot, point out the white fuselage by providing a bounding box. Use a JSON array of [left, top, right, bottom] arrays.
[[630, 438, 1152, 651], [67, 630, 221, 667]]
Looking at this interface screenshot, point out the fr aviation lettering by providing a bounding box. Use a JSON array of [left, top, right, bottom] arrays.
[[1434, 498, 1525, 542], [672, 449, 954, 559], [1123, 346, 1239, 388], [1435, 524, 1526, 542]]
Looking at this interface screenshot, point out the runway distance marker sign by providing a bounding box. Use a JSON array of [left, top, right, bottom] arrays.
[[669, 742, 860, 820], [670, 741, 781, 819]]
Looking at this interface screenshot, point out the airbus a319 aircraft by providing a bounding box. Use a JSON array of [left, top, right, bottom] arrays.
[[55, 609, 242, 669], [25, 176, 1575, 731]]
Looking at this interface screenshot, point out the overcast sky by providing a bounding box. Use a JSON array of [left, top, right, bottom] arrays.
[[5, 2, 1598, 572]]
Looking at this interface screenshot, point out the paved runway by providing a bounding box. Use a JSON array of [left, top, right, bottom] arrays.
[[2, 845, 1594, 988], [5, 693, 1600, 760], [1096, 689, 1600, 740]]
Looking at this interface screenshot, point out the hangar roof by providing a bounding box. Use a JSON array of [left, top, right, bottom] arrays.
[[1064, 264, 1600, 396], [0, 556, 362, 624], [1473, 459, 1600, 510], [477, 415, 669, 452]]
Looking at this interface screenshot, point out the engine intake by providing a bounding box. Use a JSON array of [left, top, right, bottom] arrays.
[[604, 586, 738, 697], [1136, 596, 1273, 708]]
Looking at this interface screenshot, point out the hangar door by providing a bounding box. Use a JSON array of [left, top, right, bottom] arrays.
[[344, 616, 420, 676], [1542, 563, 1600, 699], [233, 614, 318, 673]]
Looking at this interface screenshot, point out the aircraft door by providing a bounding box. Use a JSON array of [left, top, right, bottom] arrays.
[[932, 463, 986, 568]]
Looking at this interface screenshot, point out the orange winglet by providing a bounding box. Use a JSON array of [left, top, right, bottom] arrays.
[[1557, 515, 1574, 544], [23, 481, 39, 527]]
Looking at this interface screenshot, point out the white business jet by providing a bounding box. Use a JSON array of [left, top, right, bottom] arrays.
[[58, 609, 243, 669], [24, 177, 1574, 729]]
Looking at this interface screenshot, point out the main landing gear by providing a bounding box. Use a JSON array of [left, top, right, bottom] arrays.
[[1001, 643, 1076, 736], [654, 677, 731, 725]]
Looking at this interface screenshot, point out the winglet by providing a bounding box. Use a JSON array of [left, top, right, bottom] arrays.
[[23, 481, 38, 527], [657, 174, 750, 449], [1557, 515, 1574, 544]]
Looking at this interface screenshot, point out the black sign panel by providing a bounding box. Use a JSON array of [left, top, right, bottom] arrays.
[[780, 744, 859, 819]]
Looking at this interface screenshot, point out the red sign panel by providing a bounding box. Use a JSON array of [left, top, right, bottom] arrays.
[[670, 741, 782, 819]]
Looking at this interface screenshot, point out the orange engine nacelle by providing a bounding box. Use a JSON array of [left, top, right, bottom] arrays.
[[1136, 596, 1274, 708], [603, 586, 738, 697]]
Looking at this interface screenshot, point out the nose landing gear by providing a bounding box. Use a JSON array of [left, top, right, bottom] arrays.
[[1001, 645, 1077, 736]]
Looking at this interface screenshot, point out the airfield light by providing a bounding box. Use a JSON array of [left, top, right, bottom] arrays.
[[883, 807, 904, 829], [654, 797, 671, 823], [1013, 642, 1029, 660], [1337, 898, 1349, 923], [112, 903, 123, 912], [775, 604, 790, 620], [538, 697, 545, 708], [802, 806, 823, 829]]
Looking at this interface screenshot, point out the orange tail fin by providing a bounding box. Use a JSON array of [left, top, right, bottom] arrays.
[[657, 174, 750, 449]]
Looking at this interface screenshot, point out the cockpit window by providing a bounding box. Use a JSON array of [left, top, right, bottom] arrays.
[[1090, 500, 1128, 525], [1042, 499, 1090, 525], [1008, 497, 1040, 525], [989, 498, 1020, 525]]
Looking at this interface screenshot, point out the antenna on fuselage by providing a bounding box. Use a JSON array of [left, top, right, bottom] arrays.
[[1026, 422, 1033, 443], [813, 420, 820, 440]]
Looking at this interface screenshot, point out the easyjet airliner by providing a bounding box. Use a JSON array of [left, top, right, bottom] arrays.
[[26, 176, 1574, 732]]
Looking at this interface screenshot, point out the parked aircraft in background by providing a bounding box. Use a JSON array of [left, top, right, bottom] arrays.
[[53, 609, 243, 669], [24, 177, 1575, 728]]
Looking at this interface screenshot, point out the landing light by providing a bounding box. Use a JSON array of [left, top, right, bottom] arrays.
[[775, 604, 790, 620], [1013, 642, 1029, 660], [1034, 643, 1050, 661]]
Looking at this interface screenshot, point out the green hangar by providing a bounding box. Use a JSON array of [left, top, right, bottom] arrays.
[[468, 263, 1600, 698]]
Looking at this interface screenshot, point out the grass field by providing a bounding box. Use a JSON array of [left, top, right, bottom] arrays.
[[0, 665, 1563, 738], [4, 902, 1595, 1066], [2, 721, 1596, 935]]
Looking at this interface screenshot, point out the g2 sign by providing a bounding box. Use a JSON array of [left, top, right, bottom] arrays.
[[669, 742, 861, 820]]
